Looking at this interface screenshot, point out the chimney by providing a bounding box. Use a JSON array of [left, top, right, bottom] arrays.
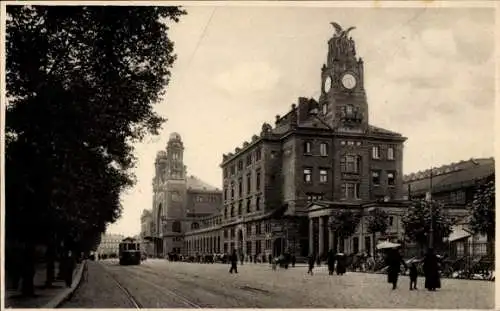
[[290, 104, 298, 128], [275, 115, 281, 126]]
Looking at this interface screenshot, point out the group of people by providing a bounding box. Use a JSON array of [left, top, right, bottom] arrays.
[[386, 247, 442, 291], [307, 250, 347, 275]]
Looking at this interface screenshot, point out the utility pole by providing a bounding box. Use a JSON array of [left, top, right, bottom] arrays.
[[428, 167, 434, 249]]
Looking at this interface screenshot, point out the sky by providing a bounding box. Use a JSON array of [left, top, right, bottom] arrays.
[[107, 4, 496, 236]]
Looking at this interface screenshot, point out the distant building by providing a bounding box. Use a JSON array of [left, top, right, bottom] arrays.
[[142, 133, 223, 257], [97, 233, 125, 256], [403, 157, 494, 254]]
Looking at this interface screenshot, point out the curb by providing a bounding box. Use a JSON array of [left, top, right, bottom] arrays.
[[44, 260, 87, 308]]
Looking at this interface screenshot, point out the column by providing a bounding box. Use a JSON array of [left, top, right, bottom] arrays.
[[318, 216, 325, 256], [308, 218, 314, 255], [329, 216, 334, 251]]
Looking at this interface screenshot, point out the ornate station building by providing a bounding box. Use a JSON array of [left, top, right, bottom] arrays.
[[142, 24, 490, 260], [142, 133, 223, 257]]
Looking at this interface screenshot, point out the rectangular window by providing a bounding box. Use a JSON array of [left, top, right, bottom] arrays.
[[230, 165, 235, 175], [246, 198, 251, 213], [256, 169, 261, 191], [341, 155, 360, 173], [256, 196, 261, 211], [341, 183, 360, 199], [238, 202, 242, 216], [246, 223, 252, 235], [224, 168, 228, 178], [256, 223, 262, 234], [319, 169, 328, 183], [372, 170, 381, 185], [238, 160, 243, 171], [387, 146, 395, 160], [238, 178, 243, 197], [353, 237, 359, 254], [372, 146, 380, 159], [303, 168, 312, 182], [389, 216, 394, 227], [230, 205, 234, 217], [365, 236, 371, 254], [246, 155, 252, 166], [255, 148, 262, 161], [230, 182, 235, 198], [246, 173, 252, 194], [387, 171, 396, 186], [320, 143, 328, 156], [303, 141, 312, 154]]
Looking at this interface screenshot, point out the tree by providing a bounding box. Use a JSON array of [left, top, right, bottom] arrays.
[[401, 199, 454, 251], [329, 209, 361, 254], [366, 208, 389, 255], [5, 5, 186, 295], [468, 174, 495, 256]]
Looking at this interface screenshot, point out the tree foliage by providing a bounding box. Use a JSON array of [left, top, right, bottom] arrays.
[[366, 208, 389, 236], [5, 5, 186, 293], [468, 174, 495, 239], [329, 209, 361, 238], [401, 199, 454, 248]]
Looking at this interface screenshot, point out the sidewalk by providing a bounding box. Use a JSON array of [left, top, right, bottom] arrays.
[[4, 261, 86, 309]]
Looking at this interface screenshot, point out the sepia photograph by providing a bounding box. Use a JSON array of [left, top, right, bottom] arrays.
[[1, 1, 496, 309]]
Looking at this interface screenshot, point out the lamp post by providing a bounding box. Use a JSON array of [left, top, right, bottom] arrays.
[[427, 167, 434, 249]]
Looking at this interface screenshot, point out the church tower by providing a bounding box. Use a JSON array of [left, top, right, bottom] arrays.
[[318, 23, 369, 133], [166, 132, 185, 180]]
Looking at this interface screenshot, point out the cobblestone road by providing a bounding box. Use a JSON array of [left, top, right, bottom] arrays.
[[63, 259, 494, 309]]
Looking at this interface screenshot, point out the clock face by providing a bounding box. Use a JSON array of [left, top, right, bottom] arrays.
[[341, 73, 357, 90], [324, 76, 332, 93]]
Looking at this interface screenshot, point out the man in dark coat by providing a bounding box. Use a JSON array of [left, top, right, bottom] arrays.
[[307, 253, 315, 275], [229, 250, 238, 274], [327, 250, 336, 275], [62, 251, 76, 288], [423, 248, 441, 291], [386, 248, 407, 290], [335, 253, 347, 275]]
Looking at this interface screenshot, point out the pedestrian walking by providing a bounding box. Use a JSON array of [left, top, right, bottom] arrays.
[[386, 248, 407, 290], [335, 253, 347, 275], [423, 248, 441, 291], [229, 250, 238, 274], [327, 250, 336, 275], [409, 262, 419, 290], [307, 253, 315, 275]]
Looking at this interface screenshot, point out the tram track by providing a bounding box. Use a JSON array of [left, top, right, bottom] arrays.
[[102, 263, 204, 308], [98, 263, 143, 309]]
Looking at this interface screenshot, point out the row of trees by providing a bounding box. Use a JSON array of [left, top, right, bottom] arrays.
[[5, 5, 186, 296], [325, 173, 495, 255]]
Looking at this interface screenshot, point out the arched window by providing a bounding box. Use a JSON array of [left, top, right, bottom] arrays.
[[172, 221, 181, 233]]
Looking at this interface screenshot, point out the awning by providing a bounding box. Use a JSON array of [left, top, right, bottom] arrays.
[[447, 228, 471, 242]]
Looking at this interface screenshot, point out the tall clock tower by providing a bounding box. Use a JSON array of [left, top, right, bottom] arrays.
[[318, 24, 369, 132]]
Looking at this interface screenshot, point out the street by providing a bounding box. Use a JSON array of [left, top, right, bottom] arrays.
[[61, 259, 494, 309]]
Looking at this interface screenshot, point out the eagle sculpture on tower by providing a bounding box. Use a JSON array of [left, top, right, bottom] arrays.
[[330, 22, 356, 38]]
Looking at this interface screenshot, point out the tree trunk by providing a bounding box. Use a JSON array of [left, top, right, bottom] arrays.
[[21, 242, 36, 297], [45, 241, 56, 287], [372, 232, 376, 256]]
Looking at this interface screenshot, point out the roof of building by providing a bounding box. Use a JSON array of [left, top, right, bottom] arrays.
[[368, 125, 403, 137], [186, 175, 220, 192], [403, 157, 494, 194]]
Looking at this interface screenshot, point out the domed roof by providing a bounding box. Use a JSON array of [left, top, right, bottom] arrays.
[[156, 150, 167, 158], [169, 132, 182, 141]]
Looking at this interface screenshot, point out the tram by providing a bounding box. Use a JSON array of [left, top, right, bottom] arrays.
[[119, 237, 141, 265]]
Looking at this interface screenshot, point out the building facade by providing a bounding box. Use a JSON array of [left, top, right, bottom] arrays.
[[403, 157, 494, 253], [143, 133, 223, 257], [96, 233, 125, 257]]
